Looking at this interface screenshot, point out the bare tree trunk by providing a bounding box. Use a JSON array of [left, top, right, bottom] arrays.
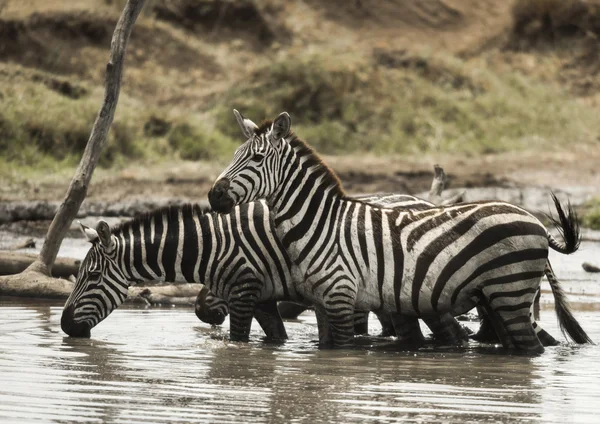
[[27, 0, 146, 276], [0, 0, 145, 295]]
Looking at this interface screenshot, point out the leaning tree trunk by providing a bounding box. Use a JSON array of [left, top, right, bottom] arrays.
[[0, 0, 145, 295]]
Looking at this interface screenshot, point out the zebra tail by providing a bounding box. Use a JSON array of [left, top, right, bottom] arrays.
[[545, 262, 593, 344], [546, 192, 581, 254]]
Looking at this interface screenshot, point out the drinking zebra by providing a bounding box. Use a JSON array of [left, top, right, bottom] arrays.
[[61, 193, 470, 344], [207, 110, 591, 353], [61, 201, 292, 340]]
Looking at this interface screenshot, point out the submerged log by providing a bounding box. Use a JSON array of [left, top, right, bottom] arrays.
[[582, 262, 600, 273]]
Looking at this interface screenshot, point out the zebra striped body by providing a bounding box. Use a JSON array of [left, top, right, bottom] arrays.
[[62, 192, 467, 342], [195, 192, 472, 343], [208, 110, 591, 352], [61, 201, 297, 340]]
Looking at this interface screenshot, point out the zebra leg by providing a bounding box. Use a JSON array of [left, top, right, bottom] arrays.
[[254, 300, 288, 341], [529, 293, 559, 346], [477, 295, 514, 348], [423, 313, 470, 345], [480, 280, 545, 354], [532, 319, 559, 347], [353, 311, 369, 335], [471, 306, 500, 343], [374, 311, 396, 337], [278, 302, 309, 319], [390, 314, 425, 345], [478, 286, 556, 347], [315, 305, 333, 346], [228, 285, 260, 342], [533, 289, 541, 321], [322, 286, 356, 348]]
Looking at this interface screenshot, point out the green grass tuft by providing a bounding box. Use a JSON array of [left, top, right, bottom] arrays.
[[2, 50, 600, 174], [581, 197, 600, 230], [168, 121, 237, 161], [214, 52, 600, 155]]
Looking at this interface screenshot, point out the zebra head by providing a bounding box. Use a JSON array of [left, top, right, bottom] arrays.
[[208, 109, 292, 213], [61, 220, 128, 337]]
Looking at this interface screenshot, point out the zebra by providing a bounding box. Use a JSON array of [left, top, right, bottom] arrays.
[[207, 110, 592, 353], [202, 188, 482, 344], [61, 193, 471, 345], [61, 201, 293, 340]]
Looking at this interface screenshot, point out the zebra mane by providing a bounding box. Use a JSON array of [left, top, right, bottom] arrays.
[[254, 119, 273, 136], [111, 203, 212, 235], [288, 134, 346, 197], [253, 118, 346, 196]]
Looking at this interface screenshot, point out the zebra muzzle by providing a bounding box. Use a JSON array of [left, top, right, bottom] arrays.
[[208, 178, 235, 213], [61, 305, 91, 338]]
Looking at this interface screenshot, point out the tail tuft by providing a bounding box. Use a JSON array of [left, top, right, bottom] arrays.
[[545, 262, 593, 344], [546, 192, 580, 254]]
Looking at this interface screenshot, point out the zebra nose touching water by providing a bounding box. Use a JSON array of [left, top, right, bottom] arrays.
[[206, 109, 593, 353]]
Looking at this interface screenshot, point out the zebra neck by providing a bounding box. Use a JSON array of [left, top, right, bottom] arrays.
[[113, 208, 206, 285], [268, 144, 344, 264], [270, 138, 345, 219]]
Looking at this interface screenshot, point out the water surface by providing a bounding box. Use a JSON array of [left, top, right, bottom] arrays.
[[1, 247, 600, 423]]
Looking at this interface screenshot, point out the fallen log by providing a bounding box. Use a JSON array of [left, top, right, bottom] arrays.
[[0, 271, 74, 299], [0, 251, 81, 278], [0, 268, 203, 304]]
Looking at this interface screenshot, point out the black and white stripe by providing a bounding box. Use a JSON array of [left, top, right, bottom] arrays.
[[62, 202, 294, 340], [62, 192, 468, 342], [208, 110, 592, 352]]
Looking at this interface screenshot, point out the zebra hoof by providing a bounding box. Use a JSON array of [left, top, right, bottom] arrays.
[[470, 321, 499, 343]]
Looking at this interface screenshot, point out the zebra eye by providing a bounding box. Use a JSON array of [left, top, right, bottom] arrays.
[[252, 152, 265, 162], [88, 271, 102, 279]]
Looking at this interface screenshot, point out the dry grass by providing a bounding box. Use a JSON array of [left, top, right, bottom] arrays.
[[214, 51, 600, 155], [1, 0, 600, 178]]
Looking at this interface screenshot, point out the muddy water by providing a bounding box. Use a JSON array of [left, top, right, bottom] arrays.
[[1, 248, 600, 423]]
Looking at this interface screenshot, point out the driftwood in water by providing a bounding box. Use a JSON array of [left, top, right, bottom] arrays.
[[582, 262, 600, 273], [0, 269, 202, 305], [428, 164, 447, 202], [429, 163, 466, 205], [0, 273, 74, 299], [136, 288, 197, 306]]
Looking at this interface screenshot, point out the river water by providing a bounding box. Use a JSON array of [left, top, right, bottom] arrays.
[[1, 246, 600, 423]]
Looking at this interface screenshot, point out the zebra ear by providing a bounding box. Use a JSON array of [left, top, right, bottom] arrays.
[[271, 112, 291, 142], [233, 109, 258, 140], [79, 221, 98, 243], [96, 220, 113, 250]]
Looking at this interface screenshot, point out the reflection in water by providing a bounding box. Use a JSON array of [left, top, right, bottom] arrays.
[[1, 298, 599, 423]]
